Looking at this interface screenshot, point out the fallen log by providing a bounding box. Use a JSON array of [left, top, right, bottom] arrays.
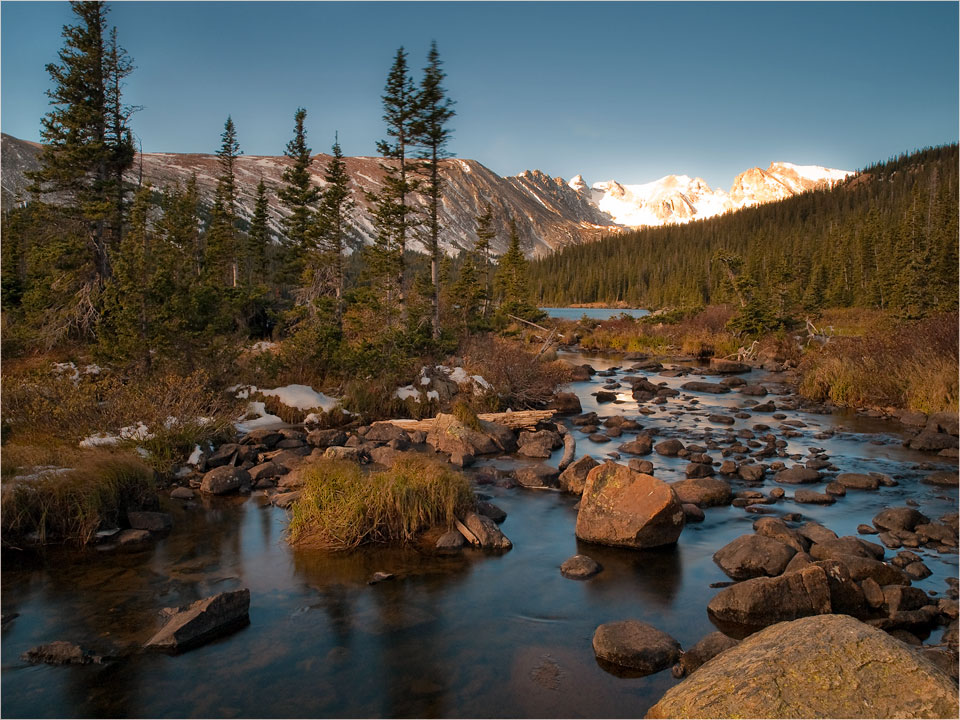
[[384, 409, 555, 433]]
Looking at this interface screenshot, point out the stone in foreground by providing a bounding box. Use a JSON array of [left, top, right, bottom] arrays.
[[593, 620, 681, 675], [145, 589, 250, 652], [646, 614, 959, 719], [576, 461, 684, 549]]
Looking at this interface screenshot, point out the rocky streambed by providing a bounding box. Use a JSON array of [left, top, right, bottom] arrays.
[[1, 351, 958, 718]]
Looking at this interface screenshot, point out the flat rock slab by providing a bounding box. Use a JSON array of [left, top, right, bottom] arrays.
[[646, 614, 959, 719], [145, 589, 250, 652], [593, 620, 681, 675]]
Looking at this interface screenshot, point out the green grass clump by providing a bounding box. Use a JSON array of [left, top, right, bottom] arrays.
[[451, 399, 482, 431], [287, 455, 475, 549], [1, 451, 157, 546]]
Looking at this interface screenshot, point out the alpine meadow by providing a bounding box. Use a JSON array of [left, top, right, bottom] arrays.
[[1, 2, 958, 719]]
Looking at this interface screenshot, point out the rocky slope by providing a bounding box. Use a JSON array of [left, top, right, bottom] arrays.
[[1, 132, 851, 256]]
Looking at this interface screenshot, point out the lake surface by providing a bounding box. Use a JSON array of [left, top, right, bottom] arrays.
[[2, 353, 957, 718], [541, 307, 650, 320]]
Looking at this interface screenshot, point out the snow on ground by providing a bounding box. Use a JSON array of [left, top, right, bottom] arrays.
[[395, 385, 423, 402], [259, 384, 339, 412], [187, 445, 203, 465], [79, 433, 120, 448], [247, 341, 278, 354], [426, 390, 440, 401], [234, 401, 283, 433], [78, 422, 154, 448]]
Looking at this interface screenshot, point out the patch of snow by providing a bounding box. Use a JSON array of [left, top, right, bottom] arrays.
[[395, 385, 422, 402], [82, 364, 101, 375], [135, 447, 150, 459], [120, 422, 154, 441], [426, 390, 440, 402], [187, 445, 203, 465], [14, 467, 72, 482], [53, 362, 80, 382], [163, 416, 179, 429], [79, 433, 120, 448], [420, 375, 432, 386], [448, 367, 470, 384], [260, 384, 339, 412], [248, 341, 278, 354], [472, 374, 492, 390], [234, 401, 283, 433]]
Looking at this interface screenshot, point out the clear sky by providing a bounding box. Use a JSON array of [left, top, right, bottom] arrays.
[[2, 1, 957, 190]]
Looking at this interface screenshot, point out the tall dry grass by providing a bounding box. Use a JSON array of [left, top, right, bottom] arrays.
[[287, 455, 474, 549], [461, 335, 572, 409], [1, 451, 156, 545], [798, 312, 958, 413]]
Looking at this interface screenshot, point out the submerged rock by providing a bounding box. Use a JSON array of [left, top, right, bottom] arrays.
[[593, 620, 681, 675], [145, 589, 250, 652], [560, 554, 601, 579], [22, 641, 101, 665], [575, 462, 684, 549], [646, 614, 959, 719]]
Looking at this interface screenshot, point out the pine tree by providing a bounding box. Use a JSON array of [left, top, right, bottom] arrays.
[[493, 218, 534, 317], [103, 26, 136, 246], [247, 178, 270, 286], [278, 108, 319, 255], [450, 252, 483, 334], [316, 134, 355, 319], [414, 41, 456, 338], [369, 47, 420, 320], [474, 203, 496, 317], [205, 116, 243, 287], [28, 1, 135, 293]]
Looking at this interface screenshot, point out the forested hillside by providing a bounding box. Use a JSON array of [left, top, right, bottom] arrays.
[[530, 145, 958, 320]]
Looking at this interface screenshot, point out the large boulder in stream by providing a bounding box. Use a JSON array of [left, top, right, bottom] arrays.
[[646, 614, 959, 719], [575, 461, 684, 549], [593, 620, 681, 675], [145, 589, 250, 652], [670, 476, 732, 507], [713, 534, 797, 580]]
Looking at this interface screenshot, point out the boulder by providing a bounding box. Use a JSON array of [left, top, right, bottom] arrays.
[[910, 431, 959, 452], [480, 421, 518, 454], [738, 384, 769, 396], [618, 436, 653, 455], [923, 471, 960, 487], [206, 443, 241, 468], [683, 462, 715, 479], [836, 472, 880, 491], [513, 463, 560, 488], [670, 477, 732, 508], [646, 614, 960, 719], [838, 555, 911, 586], [713, 534, 797, 581], [654, 439, 684, 457], [457, 512, 512, 551], [674, 631, 739, 677], [549, 392, 582, 414], [368, 446, 403, 467], [752, 517, 808, 553], [797, 521, 838, 546], [323, 446, 368, 463], [117, 529, 151, 546], [560, 554, 601, 579], [596, 390, 618, 403], [248, 462, 287, 482], [517, 429, 561, 458], [774, 466, 821, 484], [476, 500, 507, 524], [240, 428, 283, 448], [809, 536, 884, 561], [170, 487, 195, 500], [738, 464, 765, 482], [708, 358, 751, 374], [627, 459, 654, 474], [365, 422, 409, 444], [306, 429, 348, 448], [558, 455, 599, 495], [927, 411, 959, 436], [706, 565, 831, 635], [575, 462, 684, 549], [793, 489, 835, 505], [680, 381, 730, 394], [593, 620, 681, 675], [145, 590, 250, 652], [427, 414, 498, 456], [270, 491, 300, 509], [200, 466, 250, 495], [435, 530, 465, 552], [127, 511, 172, 533]]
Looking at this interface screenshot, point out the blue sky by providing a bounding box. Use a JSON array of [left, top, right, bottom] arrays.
[[2, 1, 957, 190]]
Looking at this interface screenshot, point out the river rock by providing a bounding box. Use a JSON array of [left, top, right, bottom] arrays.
[[127, 511, 172, 533], [145, 589, 250, 652], [549, 392, 582, 414], [560, 554, 601, 579], [427, 414, 498, 456], [670, 477, 731, 507], [809, 536, 884, 561], [922, 470, 960, 486], [618, 436, 652, 455], [680, 381, 730, 394], [797, 521, 838, 545], [458, 512, 512, 551], [774, 466, 821, 484], [752, 517, 808, 552], [738, 464, 765, 482], [627, 459, 654, 474], [927, 411, 959, 436], [517, 430, 562, 459], [738, 384, 769, 396], [306, 429, 348, 448], [240, 428, 283, 448], [596, 390, 617, 403], [248, 461, 287, 482], [706, 564, 831, 635], [708, 358, 751, 374], [646, 614, 960, 719], [713, 534, 797, 580], [558, 455, 599, 495], [435, 530, 464, 552], [909, 430, 958, 452], [117, 529, 151, 546], [593, 620, 681, 675], [674, 631, 739, 677], [271, 490, 301, 509], [170, 487, 195, 500], [654, 439, 684, 456], [513, 463, 559, 488], [836, 472, 880, 490], [683, 462, 715, 479], [21, 641, 100, 665], [200, 466, 250, 495], [793, 489, 835, 505], [365, 422, 409, 444], [323, 446, 368, 463], [576, 462, 684, 549]]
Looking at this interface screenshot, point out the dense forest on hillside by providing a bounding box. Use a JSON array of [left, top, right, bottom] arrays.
[[531, 145, 959, 321]]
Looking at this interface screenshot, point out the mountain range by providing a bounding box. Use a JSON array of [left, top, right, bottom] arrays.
[[0, 133, 851, 257]]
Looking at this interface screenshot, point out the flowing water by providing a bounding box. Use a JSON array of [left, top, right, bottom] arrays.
[[2, 352, 957, 718], [540, 308, 650, 320]]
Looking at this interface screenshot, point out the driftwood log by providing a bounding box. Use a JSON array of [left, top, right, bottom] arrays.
[[383, 409, 555, 433]]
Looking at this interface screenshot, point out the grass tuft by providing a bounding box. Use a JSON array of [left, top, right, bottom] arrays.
[[1, 451, 157, 546], [287, 455, 474, 549]]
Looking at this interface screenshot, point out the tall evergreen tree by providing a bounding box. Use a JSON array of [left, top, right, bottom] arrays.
[[205, 116, 243, 287], [103, 26, 136, 245], [473, 203, 496, 317], [369, 47, 420, 320], [317, 134, 356, 319], [278, 108, 319, 253], [414, 41, 456, 338], [494, 218, 533, 317], [247, 178, 270, 286]]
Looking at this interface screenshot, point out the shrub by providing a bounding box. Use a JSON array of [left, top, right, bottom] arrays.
[[287, 455, 474, 549], [461, 335, 572, 409], [1, 451, 157, 545]]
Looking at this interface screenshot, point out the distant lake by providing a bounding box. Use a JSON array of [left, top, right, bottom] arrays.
[[541, 307, 650, 320]]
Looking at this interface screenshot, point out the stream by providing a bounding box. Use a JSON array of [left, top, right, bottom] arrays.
[[2, 351, 957, 718]]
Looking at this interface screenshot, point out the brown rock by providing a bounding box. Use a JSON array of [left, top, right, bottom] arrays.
[[713, 534, 797, 580], [575, 461, 685, 549], [145, 590, 250, 652], [593, 620, 681, 675], [558, 455, 599, 495], [200, 466, 250, 495], [560, 554, 601, 579], [836, 472, 880, 491], [670, 477, 732, 507]]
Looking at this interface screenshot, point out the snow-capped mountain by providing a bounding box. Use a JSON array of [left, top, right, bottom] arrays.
[[0, 132, 852, 256], [570, 161, 852, 228]]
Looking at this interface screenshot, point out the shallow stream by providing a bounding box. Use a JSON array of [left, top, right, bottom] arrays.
[[2, 352, 957, 718]]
